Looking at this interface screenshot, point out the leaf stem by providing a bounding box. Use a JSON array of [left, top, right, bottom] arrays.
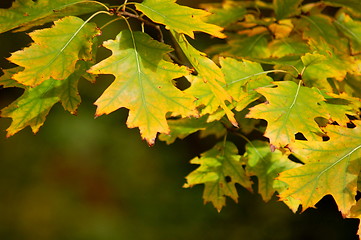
[[117, 9, 164, 42], [100, 18, 122, 30]]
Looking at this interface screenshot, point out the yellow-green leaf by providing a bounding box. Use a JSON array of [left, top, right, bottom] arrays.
[[171, 31, 237, 126], [200, 1, 246, 27], [274, 0, 303, 20], [244, 140, 301, 201], [299, 15, 342, 47], [227, 33, 271, 59], [1, 61, 88, 136], [0, 0, 102, 33], [301, 41, 359, 90], [184, 141, 252, 212], [158, 116, 225, 145], [135, 0, 225, 38], [220, 57, 274, 111], [334, 13, 361, 55], [269, 37, 309, 58], [8, 16, 99, 87], [0, 67, 26, 88], [278, 122, 361, 214], [88, 30, 196, 145], [247, 81, 329, 147]]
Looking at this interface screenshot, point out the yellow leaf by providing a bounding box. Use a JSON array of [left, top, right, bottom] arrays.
[[278, 122, 361, 215], [8, 16, 99, 86], [88, 30, 197, 145], [135, 0, 225, 39]]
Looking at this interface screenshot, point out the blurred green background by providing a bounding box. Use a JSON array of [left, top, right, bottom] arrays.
[[0, 0, 359, 239]]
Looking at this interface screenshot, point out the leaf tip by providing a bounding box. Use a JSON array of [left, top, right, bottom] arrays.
[[146, 137, 156, 147]]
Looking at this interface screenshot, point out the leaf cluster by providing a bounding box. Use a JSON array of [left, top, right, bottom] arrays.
[[1, 0, 361, 237]]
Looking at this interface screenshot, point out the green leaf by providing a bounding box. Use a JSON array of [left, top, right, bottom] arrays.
[[298, 14, 349, 52], [135, 0, 225, 38], [323, 0, 361, 17], [184, 141, 252, 212], [200, 1, 246, 27], [278, 122, 361, 214], [269, 37, 309, 58], [320, 93, 359, 126], [343, 75, 361, 98], [246, 81, 329, 147], [181, 57, 273, 126], [334, 13, 361, 55], [301, 41, 359, 90], [88, 30, 196, 146], [158, 116, 224, 144], [171, 31, 237, 127], [0, 67, 26, 88], [234, 109, 260, 135], [8, 16, 99, 87], [244, 140, 301, 201], [1, 61, 88, 136], [0, 0, 103, 33], [274, 0, 303, 20], [226, 33, 271, 59], [220, 57, 274, 111]]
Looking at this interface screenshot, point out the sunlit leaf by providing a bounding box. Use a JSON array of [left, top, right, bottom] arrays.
[[135, 0, 225, 38], [0, 0, 103, 33], [88, 30, 196, 145], [8, 16, 99, 86], [278, 122, 361, 214], [298, 14, 349, 52], [220, 57, 274, 111], [269, 37, 309, 58], [247, 81, 329, 147], [244, 140, 301, 201], [159, 116, 225, 144], [171, 31, 237, 126], [0, 67, 26, 88], [1, 61, 88, 136], [301, 41, 359, 90], [200, 1, 246, 27], [184, 141, 252, 212]]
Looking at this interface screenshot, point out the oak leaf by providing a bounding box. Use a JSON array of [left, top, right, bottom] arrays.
[[158, 116, 225, 145], [135, 0, 225, 39], [171, 31, 237, 126], [0, 0, 102, 33], [184, 141, 252, 212], [278, 122, 361, 215], [244, 140, 301, 201], [88, 30, 196, 145], [1, 61, 88, 136], [247, 81, 329, 147], [220, 57, 273, 111], [8, 16, 99, 87]]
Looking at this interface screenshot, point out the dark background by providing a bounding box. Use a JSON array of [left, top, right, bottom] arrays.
[[0, 0, 359, 239]]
